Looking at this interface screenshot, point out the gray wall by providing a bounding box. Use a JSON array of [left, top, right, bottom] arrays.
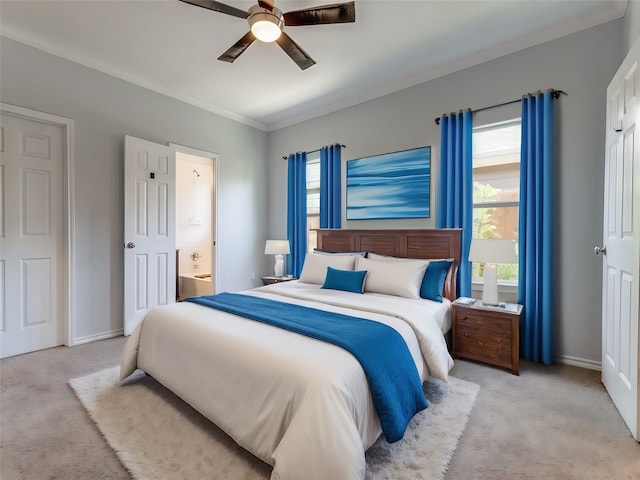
[[1, 38, 268, 342], [267, 20, 624, 366], [624, 0, 640, 53]]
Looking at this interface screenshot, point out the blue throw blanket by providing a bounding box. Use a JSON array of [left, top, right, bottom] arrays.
[[185, 292, 427, 442]]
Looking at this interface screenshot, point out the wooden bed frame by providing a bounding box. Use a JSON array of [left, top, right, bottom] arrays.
[[316, 228, 462, 301]]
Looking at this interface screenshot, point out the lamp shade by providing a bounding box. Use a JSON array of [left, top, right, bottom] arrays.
[[469, 239, 517, 305], [468, 239, 517, 264], [265, 240, 290, 255]]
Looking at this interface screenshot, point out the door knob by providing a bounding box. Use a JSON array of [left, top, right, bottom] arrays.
[[594, 245, 607, 255], [126, 242, 136, 249]]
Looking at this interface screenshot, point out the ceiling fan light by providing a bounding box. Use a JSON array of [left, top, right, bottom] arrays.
[[248, 6, 284, 43], [251, 18, 281, 42]]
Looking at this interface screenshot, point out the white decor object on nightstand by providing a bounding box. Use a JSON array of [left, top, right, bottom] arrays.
[[468, 239, 517, 305], [265, 239, 290, 277]]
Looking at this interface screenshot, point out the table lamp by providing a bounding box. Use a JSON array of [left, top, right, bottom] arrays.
[[468, 239, 517, 305], [265, 240, 290, 277]]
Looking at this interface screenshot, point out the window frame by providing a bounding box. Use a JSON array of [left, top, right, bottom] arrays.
[[471, 118, 521, 292], [306, 153, 321, 253]]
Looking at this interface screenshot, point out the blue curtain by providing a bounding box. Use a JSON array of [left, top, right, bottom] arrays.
[[320, 144, 342, 229], [287, 152, 307, 277], [436, 110, 473, 298], [518, 91, 555, 365]]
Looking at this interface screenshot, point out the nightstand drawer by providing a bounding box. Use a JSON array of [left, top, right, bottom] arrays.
[[454, 329, 512, 363], [455, 312, 512, 336]]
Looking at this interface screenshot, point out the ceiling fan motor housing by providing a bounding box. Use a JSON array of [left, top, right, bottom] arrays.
[[248, 5, 284, 42]]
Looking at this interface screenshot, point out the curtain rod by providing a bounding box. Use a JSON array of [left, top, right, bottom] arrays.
[[282, 143, 346, 160], [434, 89, 566, 125]]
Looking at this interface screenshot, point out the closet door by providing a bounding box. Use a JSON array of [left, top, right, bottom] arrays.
[[0, 112, 64, 358]]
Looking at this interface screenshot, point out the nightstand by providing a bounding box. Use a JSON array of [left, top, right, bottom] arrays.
[[261, 276, 297, 286], [452, 300, 523, 375]]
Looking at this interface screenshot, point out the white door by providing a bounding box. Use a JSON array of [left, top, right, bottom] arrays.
[[124, 136, 176, 335], [0, 113, 64, 358], [601, 37, 640, 441]]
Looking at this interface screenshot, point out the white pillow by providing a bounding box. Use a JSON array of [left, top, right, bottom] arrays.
[[298, 253, 357, 285], [355, 256, 428, 299], [368, 252, 453, 263], [367, 252, 409, 262], [313, 249, 366, 257]]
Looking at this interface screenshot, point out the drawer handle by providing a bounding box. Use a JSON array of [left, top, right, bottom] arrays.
[[497, 338, 501, 343]]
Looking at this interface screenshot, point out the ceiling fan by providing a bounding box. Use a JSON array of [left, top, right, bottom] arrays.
[[179, 0, 356, 70]]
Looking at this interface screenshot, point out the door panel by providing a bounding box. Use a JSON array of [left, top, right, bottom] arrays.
[[124, 136, 175, 335]]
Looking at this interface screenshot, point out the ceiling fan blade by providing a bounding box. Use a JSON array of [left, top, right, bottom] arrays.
[[179, 0, 248, 19], [283, 1, 355, 26], [275, 32, 316, 70], [257, 0, 275, 11], [217, 32, 256, 63]]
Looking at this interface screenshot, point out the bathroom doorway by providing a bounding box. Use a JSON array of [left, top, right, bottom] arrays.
[[172, 144, 217, 300]]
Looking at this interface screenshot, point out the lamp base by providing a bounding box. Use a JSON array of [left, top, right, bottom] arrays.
[[482, 264, 499, 306], [273, 254, 285, 277]]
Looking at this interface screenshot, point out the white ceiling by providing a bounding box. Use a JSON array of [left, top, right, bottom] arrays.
[[0, 0, 627, 131]]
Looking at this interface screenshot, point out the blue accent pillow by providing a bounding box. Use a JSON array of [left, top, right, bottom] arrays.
[[322, 267, 367, 294], [420, 261, 452, 302]]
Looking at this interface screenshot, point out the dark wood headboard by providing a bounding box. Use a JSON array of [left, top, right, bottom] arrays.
[[316, 229, 461, 301]]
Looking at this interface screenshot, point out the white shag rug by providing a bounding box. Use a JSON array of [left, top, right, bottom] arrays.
[[70, 367, 479, 480]]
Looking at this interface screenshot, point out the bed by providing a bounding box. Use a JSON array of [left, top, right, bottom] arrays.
[[120, 228, 461, 480]]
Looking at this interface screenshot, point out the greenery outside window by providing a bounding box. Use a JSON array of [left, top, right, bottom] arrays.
[[472, 119, 521, 286]]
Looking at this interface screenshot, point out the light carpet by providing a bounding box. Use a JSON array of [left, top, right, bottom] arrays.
[[69, 367, 479, 480]]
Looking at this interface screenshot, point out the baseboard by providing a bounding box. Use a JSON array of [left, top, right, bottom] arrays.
[[72, 329, 124, 346], [555, 354, 602, 371]]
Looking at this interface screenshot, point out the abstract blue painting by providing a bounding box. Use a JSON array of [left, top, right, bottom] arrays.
[[346, 146, 430, 220]]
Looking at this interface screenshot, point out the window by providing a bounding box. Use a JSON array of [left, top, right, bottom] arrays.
[[472, 119, 521, 285], [306, 153, 321, 252]]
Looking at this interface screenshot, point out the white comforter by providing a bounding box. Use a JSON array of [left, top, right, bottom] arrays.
[[120, 281, 454, 480]]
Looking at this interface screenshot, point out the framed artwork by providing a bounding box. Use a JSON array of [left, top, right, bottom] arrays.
[[346, 146, 431, 220]]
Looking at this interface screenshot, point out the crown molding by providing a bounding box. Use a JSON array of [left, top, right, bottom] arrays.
[[2, 0, 626, 133], [1, 29, 268, 131], [265, 4, 626, 131]]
